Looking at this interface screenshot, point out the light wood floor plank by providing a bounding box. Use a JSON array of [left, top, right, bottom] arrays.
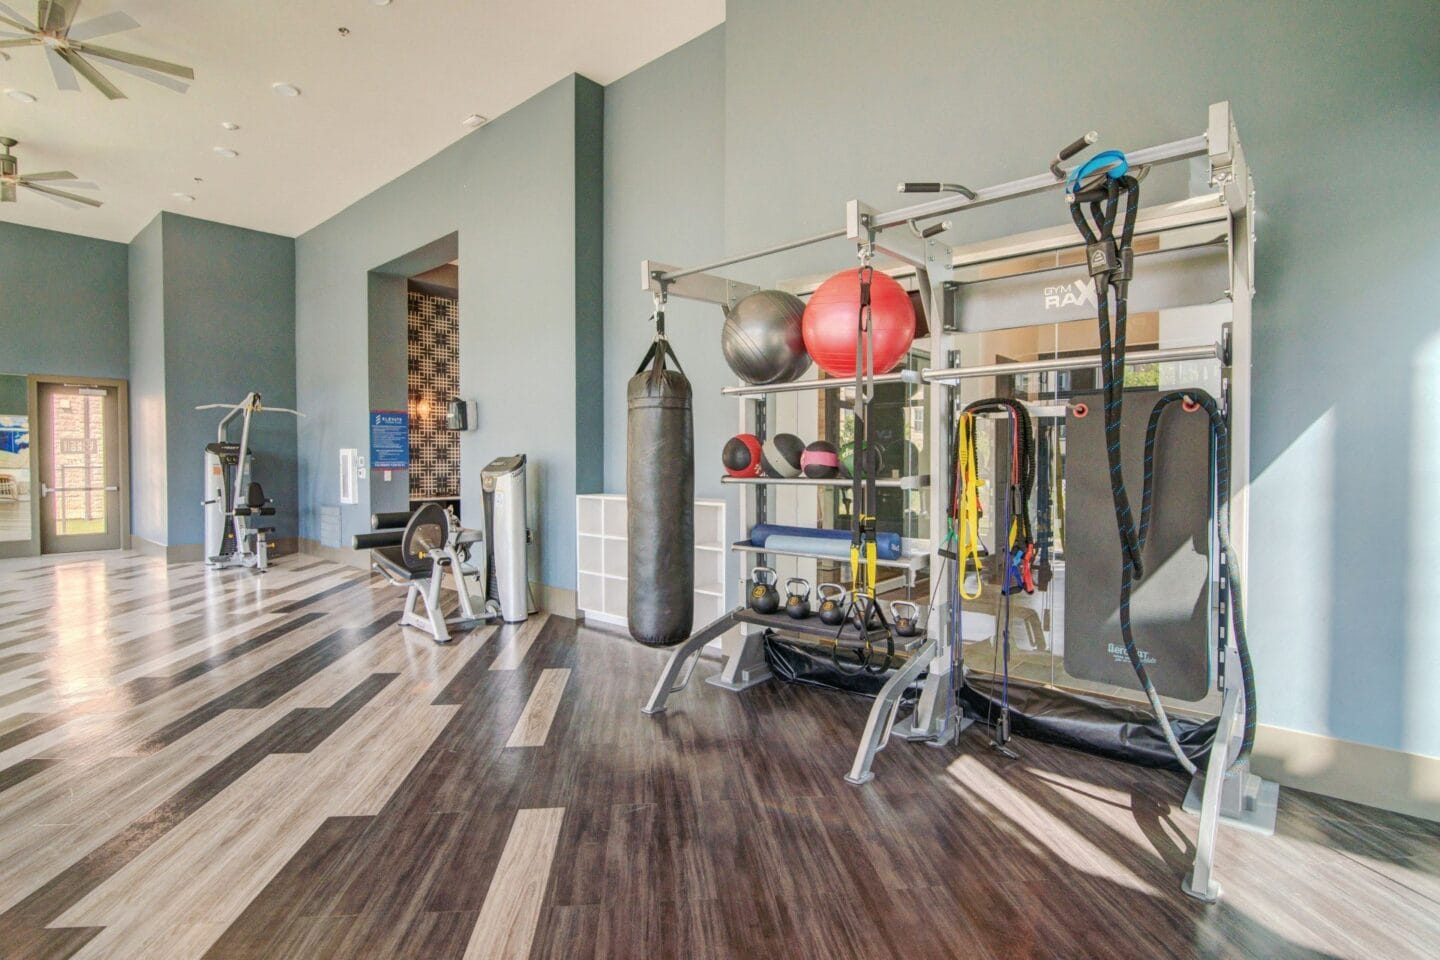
[[505, 669, 570, 749], [463, 807, 566, 960]]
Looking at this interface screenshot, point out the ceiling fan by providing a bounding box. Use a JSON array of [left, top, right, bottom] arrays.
[[0, 137, 102, 208], [0, 1, 194, 100]]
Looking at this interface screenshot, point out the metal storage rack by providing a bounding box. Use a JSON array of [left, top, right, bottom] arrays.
[[638, 102, 1271, 902]]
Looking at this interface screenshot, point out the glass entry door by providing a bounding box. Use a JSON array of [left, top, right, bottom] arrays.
[[37, 382, 123, 554]]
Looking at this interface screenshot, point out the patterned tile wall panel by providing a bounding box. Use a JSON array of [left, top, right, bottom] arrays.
[[407, 289, 460, 499]]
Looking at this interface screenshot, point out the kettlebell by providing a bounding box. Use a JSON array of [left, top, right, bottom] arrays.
[[816, 583, 848, 626], [749, 566, 780, 615], [784, 578, 812, 620], [891, 600, 923, 638]]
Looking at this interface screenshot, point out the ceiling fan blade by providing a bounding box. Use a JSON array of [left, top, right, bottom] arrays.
[[0, 0, 36, 31], [45, 44, 79, 91], [21, 170, 77, 181], [38, 0, 79, 34], [97, 55, 188, 93], [65, 9, 136, 41], [1, 181, 15, 203], [0, 36, 36, 46], [59, 47, 124, 99], [78, 42, 193, 80], [23, 180, 102, 207]]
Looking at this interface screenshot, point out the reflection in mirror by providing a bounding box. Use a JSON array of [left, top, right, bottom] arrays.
[[953, 306, 1227, 716], [0, 375, 32, 543]]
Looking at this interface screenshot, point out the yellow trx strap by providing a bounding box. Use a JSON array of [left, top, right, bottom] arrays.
[[957, 412, 984, 600]]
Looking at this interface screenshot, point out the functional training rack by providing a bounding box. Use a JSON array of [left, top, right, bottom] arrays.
[[638, 102, 1271, 902]]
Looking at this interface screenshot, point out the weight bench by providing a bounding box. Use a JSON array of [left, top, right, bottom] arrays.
[[355, 503, 498, 643]]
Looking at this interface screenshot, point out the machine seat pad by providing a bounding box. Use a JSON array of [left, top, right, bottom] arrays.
[[372, 545, 431, 581]]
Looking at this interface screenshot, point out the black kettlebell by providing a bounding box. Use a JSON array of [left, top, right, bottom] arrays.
[[891, 600, 923, 638], [816, 583, 848, 626], [749, 566, 780, 615], [784, 578, 812, 620]]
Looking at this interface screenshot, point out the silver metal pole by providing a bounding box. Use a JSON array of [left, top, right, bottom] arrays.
[[922, 343, 1219, 383], [720, 369, 922, 397], [659, 228, 849, 283], [868, 134, 1210, 232]]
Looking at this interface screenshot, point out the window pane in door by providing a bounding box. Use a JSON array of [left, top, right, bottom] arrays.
[[51, 392, 107, 536]]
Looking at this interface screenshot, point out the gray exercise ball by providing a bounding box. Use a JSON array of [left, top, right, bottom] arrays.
[[720, 290, 811, 385]]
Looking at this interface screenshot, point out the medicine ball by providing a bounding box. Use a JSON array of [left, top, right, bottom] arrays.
[[801, 440, 841, 478], [839, 441, 884, 479], [801, 270, 916, 378], [722, 434, 764, 477], [721, 290, 812, 385], [761, 433, 805, 478]]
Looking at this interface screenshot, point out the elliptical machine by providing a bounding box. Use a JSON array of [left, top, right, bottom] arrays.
[[197, 392, 303, 572]]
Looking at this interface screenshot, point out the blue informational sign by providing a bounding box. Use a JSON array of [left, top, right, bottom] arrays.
[[369, 410, 410, 470]]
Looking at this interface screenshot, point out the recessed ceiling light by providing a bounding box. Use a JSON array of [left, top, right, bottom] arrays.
[[371, 0, 392, 6], [4, 89, 36, 104], [220, 121, 240, 131], [213, 147, 239, 158], [462, 114, 488, 128], [271, 82, 301, 97], [172, 193, 196, 202]]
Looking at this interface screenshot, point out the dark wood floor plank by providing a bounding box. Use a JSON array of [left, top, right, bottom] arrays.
[[3, 555, 1438, 959]]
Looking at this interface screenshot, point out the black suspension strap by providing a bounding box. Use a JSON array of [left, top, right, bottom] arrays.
[[833, 246, 894, 676], [960, 397, 1036, 594]]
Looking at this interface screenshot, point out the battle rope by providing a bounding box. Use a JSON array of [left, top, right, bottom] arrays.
[[1143, 392, 1258, 768], [1068, 163, 1200, 773]]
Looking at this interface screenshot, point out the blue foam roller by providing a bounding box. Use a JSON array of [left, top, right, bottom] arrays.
[[749, 524, 902, 560], [763, 535, 853, 559]]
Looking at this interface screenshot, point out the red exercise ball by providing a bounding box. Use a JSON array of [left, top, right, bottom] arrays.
[[801, 269, 916, 378]]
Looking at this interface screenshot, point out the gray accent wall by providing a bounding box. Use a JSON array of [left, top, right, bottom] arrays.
[[0, 221, 128, 380], [295, 75, 604, 590], [600, 2, 1440, 761]]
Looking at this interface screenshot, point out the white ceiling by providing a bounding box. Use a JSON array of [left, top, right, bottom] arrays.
[[0, 0, 723, 243]]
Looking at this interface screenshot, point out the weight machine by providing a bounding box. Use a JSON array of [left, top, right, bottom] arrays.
[[197, 392, 303, 572], [638, 102, 1273, 901]]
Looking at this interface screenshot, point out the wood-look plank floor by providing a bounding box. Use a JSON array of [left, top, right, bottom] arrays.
[[0, 552, 1438, 959]]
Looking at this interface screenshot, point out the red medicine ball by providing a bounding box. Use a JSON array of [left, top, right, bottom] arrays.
[[801, 269, 916, 378], [722, 434, 764, 477]]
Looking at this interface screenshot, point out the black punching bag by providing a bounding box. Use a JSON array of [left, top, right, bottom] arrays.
[[627, 321, 694, 646]]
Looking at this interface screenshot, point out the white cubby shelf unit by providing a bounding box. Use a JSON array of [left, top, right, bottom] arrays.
[[576, 494, 727, 630]]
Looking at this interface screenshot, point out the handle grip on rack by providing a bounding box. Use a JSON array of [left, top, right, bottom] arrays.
[[1051, 131, 1098, 179]]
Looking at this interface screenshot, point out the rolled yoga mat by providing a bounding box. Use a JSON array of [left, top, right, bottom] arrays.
[[749, 524, 903, 560]]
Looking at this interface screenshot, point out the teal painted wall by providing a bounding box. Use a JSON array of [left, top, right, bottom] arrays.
[[0, 221, 128, 380], [0, 375, 25, 412], [128, 216, 168, 545], [601, 3, 1440, 761], [296, 75, 604, 589], [124, 213, 297, 548], [602, 27, 735, 577], [160, 214, 297, 547]]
